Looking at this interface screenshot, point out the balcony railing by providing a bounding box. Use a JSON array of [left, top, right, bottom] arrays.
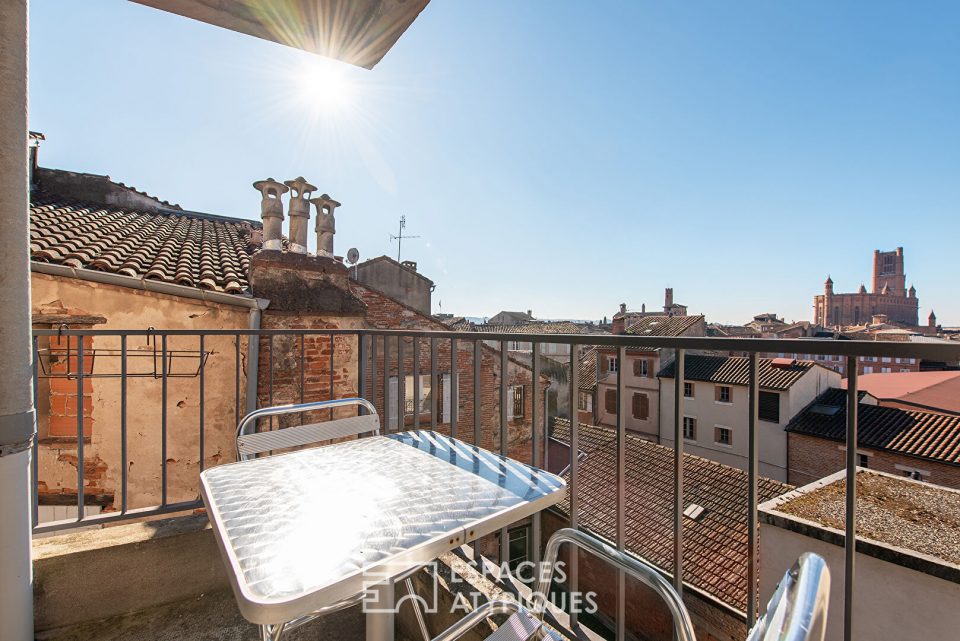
[[29, 327, 960, 641]]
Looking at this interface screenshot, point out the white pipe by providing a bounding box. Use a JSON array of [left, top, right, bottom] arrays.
[[0, 1, 36, 638]]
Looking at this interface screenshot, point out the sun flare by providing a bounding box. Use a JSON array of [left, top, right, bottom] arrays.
[[295, 57, 357, 116]]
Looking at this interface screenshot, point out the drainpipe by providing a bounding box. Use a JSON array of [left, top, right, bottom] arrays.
[[0, 2, 35, 640], [245, 299, 269, 415]]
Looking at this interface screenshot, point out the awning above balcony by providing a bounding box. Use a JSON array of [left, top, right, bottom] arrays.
[[131, 0, 430, 68]]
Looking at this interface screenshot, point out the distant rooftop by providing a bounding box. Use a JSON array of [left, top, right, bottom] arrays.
[[845, 370, 960, 415], [659, 355, 826, 391]]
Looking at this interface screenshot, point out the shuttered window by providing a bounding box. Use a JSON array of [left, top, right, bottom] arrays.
[[632, 359, 650, 377], [605, 389, 617, 413], [632, 393, 649, 420], [715, 385, 732, 403], [758, 391, 780, 423]]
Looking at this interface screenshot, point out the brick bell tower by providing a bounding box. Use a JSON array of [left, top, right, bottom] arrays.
[[873, 247, 906, 296]]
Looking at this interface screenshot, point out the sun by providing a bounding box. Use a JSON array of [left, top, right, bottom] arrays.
[[295, 57, 357, 116]]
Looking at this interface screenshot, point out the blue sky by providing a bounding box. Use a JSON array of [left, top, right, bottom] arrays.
[[29, 1, 959, 324]]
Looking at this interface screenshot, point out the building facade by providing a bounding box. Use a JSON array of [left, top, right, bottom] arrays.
[[813, 248, 919, 327], [659, 356, 841, 482]]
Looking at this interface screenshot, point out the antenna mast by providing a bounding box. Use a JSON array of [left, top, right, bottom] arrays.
[[389, 214, 420, 262]]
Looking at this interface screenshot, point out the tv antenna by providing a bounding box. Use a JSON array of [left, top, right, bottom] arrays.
[[389, 215, 420, 262]]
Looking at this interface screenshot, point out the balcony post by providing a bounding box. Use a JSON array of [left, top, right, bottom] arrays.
[[0, 1, 36, 639]]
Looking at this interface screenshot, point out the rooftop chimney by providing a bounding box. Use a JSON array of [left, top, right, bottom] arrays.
[[619, 303, 627, 314], [284, 177, 317, 254], [527, 309, 532, 318], [310, 193, 341, 258], [253, 178, 289, 251], [401, 260, 417, 272]]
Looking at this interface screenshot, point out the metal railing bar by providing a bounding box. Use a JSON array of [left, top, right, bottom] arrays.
[[413, 337, 420, 430], [451, 338, 459, 438], [499, 340, 509, 564], [431, 337, 439, 431], [844, 357, 858, 641], [29, 328, 960, 361], [32, 500, 202, 535], [358, 335, 368, 413], [672, 348, 684, 595], [370, 333, 379, 419], [199, 335, 205, 473], [383, 335, 386, 434], [268, 335, 273, 428], [121, 335, 128, 514], [616, 344, 626, 641], [473, 340, 481, 447], [299, 334, 306, 417], [234, 333, 241, 429], [76, 337, 86, 520], [31, 335, 39, 528], [398, 335, 405, 433], [329, 334, 335, 420], [531, 341, 542, 567], [161, 334, 167, 506], [747, 352, 759, 625], [569, 343, 580, 626]]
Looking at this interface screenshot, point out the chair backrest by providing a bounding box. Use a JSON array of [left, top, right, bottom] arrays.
[[235, 398, 379, 461], [747, 552, 831, 641], [532, 528, 697, 641]]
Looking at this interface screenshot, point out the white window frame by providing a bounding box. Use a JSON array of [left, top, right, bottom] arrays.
[[714, 425, 733, 447], [387, 373, 451, 429], [682, 416, 697, 441]]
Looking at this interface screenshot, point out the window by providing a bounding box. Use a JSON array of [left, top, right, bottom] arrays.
[[633, 358, 650, 377], [499, 525, 531, 572], [858, 454, 869, 468], [882, 357, 891, 363], [900, 368, 911, 373], [387, 374, 451, 429], [508, 385, 525, 419], [632, 393, 649, 420], [715, 385, 732, 403], [758, 391, 780, 423], [605, 389, 618, 413], [863, 366, 874, 374], [608, 356, 619, 373], [881, 367, 891, 374], [684, 382, 694, 399], [683, 416, 697, 440], [578, 391, 593, 412], [715, 426, 732, 446], [902, 469, 924, 481]]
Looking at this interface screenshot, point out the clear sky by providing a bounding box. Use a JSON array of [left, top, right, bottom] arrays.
[[28, 1, 959, 325]]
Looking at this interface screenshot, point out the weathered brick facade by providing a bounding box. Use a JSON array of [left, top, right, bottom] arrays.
[[787, 432, 960, 490]]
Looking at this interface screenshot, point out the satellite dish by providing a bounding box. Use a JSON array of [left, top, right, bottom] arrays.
[[346, 248, 360, 265]]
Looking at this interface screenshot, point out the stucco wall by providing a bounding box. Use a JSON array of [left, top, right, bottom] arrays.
[[31, 273, 253, 513], [354, 259, 432, 315], [595, 351, 661, 440], [759, 515, 960, 641], [659, 367, 839, 483]]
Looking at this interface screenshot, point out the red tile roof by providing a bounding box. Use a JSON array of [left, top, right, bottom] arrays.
[[30, 192, 261, 294], [788, 389, 960, 466], [551, 418, 791, 611], [845, 371, 960, 415]]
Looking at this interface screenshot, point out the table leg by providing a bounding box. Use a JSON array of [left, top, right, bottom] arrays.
[[366, 580, 395, 641]]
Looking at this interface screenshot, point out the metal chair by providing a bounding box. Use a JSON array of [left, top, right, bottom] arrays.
[[746, 552, 830, 641], [235, 397, 379, 461], [234, 398, 391, 641], [429, 527, 697, 641]]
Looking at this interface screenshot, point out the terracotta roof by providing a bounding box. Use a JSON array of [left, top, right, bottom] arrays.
[[846, 371, 960, 415], [659, 355, 820, 391], [30, 192, 260, 295], [788, 389, 960, 466], [551, 419, 791, 611], [578, 347, 598, 391], [463, 321, 586, 335], [625, 315, 704, 337]]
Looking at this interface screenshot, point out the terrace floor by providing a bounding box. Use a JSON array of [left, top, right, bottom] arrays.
[[35, 589, 379, 641]]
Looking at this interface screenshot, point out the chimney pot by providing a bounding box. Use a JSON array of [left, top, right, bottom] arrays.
[[253, 178, 289, 251], [310, 193, 342, 257], [619, 303, 627, 314], [283, 177, 317, 254]]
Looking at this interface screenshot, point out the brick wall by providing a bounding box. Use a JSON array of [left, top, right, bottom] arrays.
[[354, 284, 547, 465], [787, 432, 960, 490]]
